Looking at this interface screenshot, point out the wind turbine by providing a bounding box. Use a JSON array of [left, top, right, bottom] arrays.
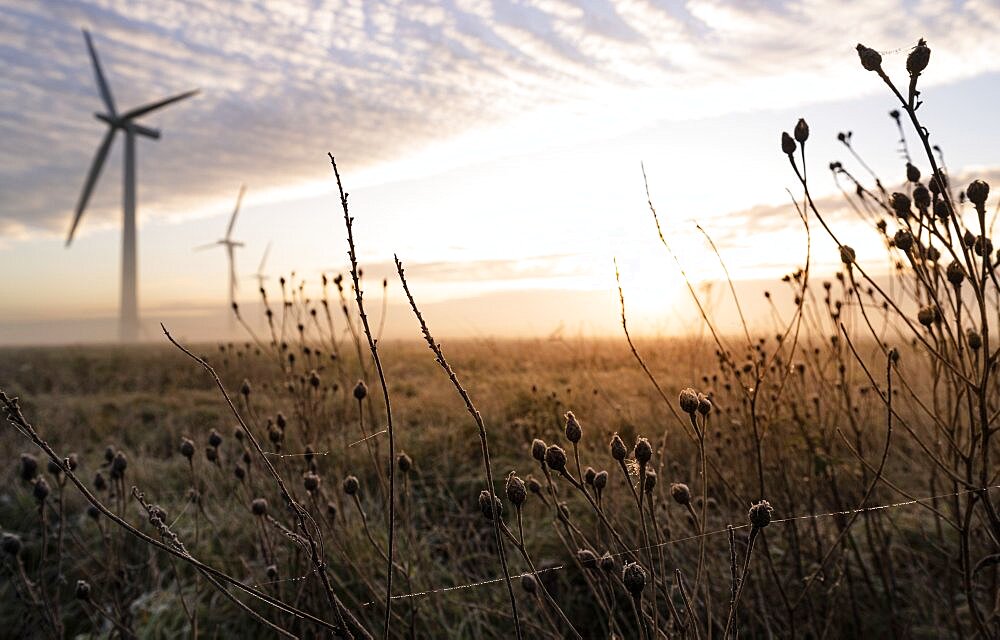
[[254, 241, 272, 292], [196, 185, 246, 315], [66, 29, 198, 341]]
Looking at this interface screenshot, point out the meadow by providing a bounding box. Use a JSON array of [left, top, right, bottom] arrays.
[[2, 39, 1000, 639]]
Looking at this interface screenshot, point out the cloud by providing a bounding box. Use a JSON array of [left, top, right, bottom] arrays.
[[2, 0, 1000, 239]]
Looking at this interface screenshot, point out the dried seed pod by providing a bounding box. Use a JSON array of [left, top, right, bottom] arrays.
[[526, 475, 543, 495], [748, 500, 774, 530], [622, 562, 647, 598], [697, 394, 712, 416], [240, 379, 252, 397], [564, 411, 582, 444], [303, 472, 321, 494], [46, 459, 62, 477], [251, 498, 268, 516], [1, 533, 22, 556], [593, 470, 608, 492], [947, 261, 965, 286], [599, 551, 615, 573], [531, 439, 547, 462], [506, 473, 527, 507], [179, 438, 195, 460], [208, 429, 223, 448], [967, 330, 983, 351], [33, 477, 50, 503], [110, 452, 127, 479], [839, 245, 856, 265], [478, 490, 503, 521], [266, 565, 279, 580], [670, 482, 692, 506], [679, 388, 700, 415], [326, 501, 338, 519], [906, 163, 921, 183], [610, 434, 627, 461], [781, 132, 796, 155], [397, 452, 412, 474], [856, 43, 882, 71], [917, 305, 940, 327], [544, 445, 567, 472], [584, 466, 596, 486], [890, 192, 911, 218], [75, 580, 91, 601], [793, 118, 809, 144], [577, 549, 598, 570], [19, 454, 38, 482], [343, 475, 360, 496], [353, 380, 368, 401], [94, 472, 107, 492], [893, 229, 913, 252], [234, 465, 245, 481], [205, 446, 218, 463], [521, 574, 538, 594], [913, 185, 930, 209], [967, 180, 990, 208], [643, 469, 657, 494], [633, 438, 652, 465], [906, 38, 930, 76]]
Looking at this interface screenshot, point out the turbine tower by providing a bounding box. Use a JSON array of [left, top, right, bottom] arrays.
[[67, 29, 198, 341], [196, 185, 246, 316]]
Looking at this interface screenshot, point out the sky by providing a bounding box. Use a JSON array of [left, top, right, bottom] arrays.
[[2, 0, 1000, 343]]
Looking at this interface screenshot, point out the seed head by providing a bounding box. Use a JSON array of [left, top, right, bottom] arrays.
[[208, 429, 223, 448], [240, 379, 252, 397], [19, 454, 38, 482], [353, 380, 368, 401], [397, 452, 413, 474], [781, 132, 796, 155], [593, 470, 608, 492], [234, 465, 245, 481], [94, 472, 107, 492], [967, 180, 990, 208], [343, 475, 360, 496], [917, 305, 940, 327], [670, 482, 691, 506], [75, 580, 91, 601], [793, 118, 809, 143], [303, 472, 321, 493], [643, 469, 657, 494], [933, 200, 950, 221], [266, 564, 279, 580], [326, 501, 338, 519], [748, 499, 774, 530], [205, 446, 217, 463], [967, 330, 983, 351], [946, 261, 965, 286], [87, 505, 100, 520], [478, 490, 503, 521], [531, 439, 547, 462], [893, 229, 913, 252], [110, 452, 127, 478], [506, 472, 527, 507], [544, 445, 567, 472], [913, 185, 930, 209], [679, 387, 699, 415], [251, 498, 268, 516], [839, 245, 856, 265], [584, 466, 596, 486], [622, 562, 647, 598], [856, 44, 882, 71], [577, 548, 598, 570], [1, 533, 22, 556], [906, 163, 921, 183], [889, 193, 911, 218], [33, 477, 50, 502], [906, 39, 930, 76], [104, 446, 115, 464], [526, 475, 543, 495], [697, 394, 712, 416], [179, 438, 195, 459], [610, 434, 627, 461], [633, 438, 652, 465], [47, 458, 62, 477], [564, 411, 582, 443]]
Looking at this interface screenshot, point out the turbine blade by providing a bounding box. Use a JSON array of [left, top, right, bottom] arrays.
[[66, 127, 116, 246], [258, 241, 272, 273], [122, 89, 199, 120], [83, 30, 116, 116], [227, 243, 238, 293], [194, 241, 221, 251], [226, 184, 246, 239]]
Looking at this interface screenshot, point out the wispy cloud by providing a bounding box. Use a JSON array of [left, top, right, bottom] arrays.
[[3, 0, 1000, 239]]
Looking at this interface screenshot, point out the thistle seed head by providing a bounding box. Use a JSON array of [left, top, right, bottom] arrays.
[[610, 434, 627, 461], [856, 44, 882, 71], [19, 454, 38, 482], [906, 163, 921, 183], [633, 438, 652, 465], [781, 132, 796, 155], [478, 490, 503, 521], [353, 380, 368, 401], [906, 39, 930, 76], [343, 475, 360, 496], [303, 472, 321, 494], [643, 469, 657, 494], [889, 192, 911, 218], [564, 411, 582, 443], [967, 180, 990, 208], [697, 393, 712, 416], [179, 438, 195, 460], [33, 477, 50, 503], [526, 475, 543, 495], [679, 388, 699, 415], [893, 229, 913, 252], [793, 118, 809, 144], [521, 574, 538, 594], [749, 499, 774, 530], [839, 245, 856, 265], [622, 562, 647, 598], [544, 445, 567, 472], [593, 470, 608, 492], [208, 429, 223, 448], [577, 548, 598, 570], [599, 551, 615, 573], [506, 472, 527, 507], [75, 580, 91, 601], [1, 533, 22, 556], [584, 466, 596, 486], [531, 439, 547, 462], [397, 452, 413, 474], [947, 261, 965, 286], [251, 498, 268, 516], [968, 329, 983, 351], [670, 482, 692, 506]]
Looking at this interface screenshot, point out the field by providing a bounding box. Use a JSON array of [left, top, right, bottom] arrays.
[[3, 39, 1000, 640]]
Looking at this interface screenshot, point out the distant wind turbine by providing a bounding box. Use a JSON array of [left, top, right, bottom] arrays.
[[66, 29, 199, 341], [254, 241, 272, 292], [196, 185, 246, 314]]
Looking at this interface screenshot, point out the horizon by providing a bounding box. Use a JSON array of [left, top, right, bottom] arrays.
[[3, 1, 1000, 344]]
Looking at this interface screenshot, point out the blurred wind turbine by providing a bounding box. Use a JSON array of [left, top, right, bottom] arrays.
[[196, 185, 247, 314], [254, 241, 272, 292], [66, 29, 198, 341]]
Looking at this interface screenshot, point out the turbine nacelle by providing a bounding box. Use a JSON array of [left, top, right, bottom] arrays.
[[94, 113, 160, 139]]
